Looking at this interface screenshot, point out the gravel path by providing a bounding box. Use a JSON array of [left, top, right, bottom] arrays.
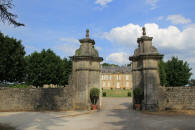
[[0, 97, 195, 130]]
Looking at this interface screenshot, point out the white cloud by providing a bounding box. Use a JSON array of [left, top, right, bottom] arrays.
[[103, 23, 195, 77], [55, 37, 80, 56], [103, 23, 195, 50], [166, 14, 191, 24], [60, 37, 79, 44], [146, 0, 159, 9], [103, 23, 141, 47], [55, 44, 78, 56], [106, 52, 129, 65], [95, 0, 112, 6]]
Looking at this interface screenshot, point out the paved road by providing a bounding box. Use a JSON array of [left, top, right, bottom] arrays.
[[0, 97, 195, 130]]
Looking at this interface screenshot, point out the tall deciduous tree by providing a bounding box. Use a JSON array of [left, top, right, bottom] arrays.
[[158, 60, 167, 86], [0, 0, 24, 26], [25, 49, 72, 87], [0, 32, 26, 83], [159, 57, 192, 87]]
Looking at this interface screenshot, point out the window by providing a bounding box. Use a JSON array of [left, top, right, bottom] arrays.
[[126, 75, 129, 80], [126, 82, 129, 87], [109, 75, 112, 80], [117, 82, 120, 88], [117, 75, 120, 80]]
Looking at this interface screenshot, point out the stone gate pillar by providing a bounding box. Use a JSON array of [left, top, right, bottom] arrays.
[[70, 29, 103, 110], [129, 27, 163, 110]]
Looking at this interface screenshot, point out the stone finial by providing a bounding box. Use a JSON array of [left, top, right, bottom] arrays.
[[142, 27, 146, 36], [86, 29, 89, 38]]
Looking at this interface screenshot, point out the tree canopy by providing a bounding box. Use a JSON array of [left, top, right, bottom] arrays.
[[0, 0, 24, 26], [25, 49, 72, 87], [0, 32, 26, 83], [159, 57, 192, 87]]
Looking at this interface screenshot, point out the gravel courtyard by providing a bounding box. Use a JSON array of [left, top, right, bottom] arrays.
[[0, 97, 195, 130]]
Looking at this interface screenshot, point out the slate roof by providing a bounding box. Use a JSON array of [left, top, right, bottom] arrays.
[[101, 66, 132, 74]]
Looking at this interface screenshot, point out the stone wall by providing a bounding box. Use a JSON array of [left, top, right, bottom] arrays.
[[0, 87, 74, 111], [158, 87, 195, 110]]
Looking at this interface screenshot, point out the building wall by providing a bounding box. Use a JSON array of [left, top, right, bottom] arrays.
[[0, 87, 74, 111], [101, 73, 132, 89], [158, 87, 195, 110]]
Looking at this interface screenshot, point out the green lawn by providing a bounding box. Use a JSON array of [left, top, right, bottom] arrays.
[[102, 89, 132, 97]]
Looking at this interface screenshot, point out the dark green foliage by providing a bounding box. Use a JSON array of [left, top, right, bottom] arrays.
[[165, 57, 192, 86], [158, 57, 192, 87], [189, 79, 195, 86], [103, 92, 106, 97], [0, 32, 26, 83], [133, 88, 144, 104], [90, 88, 100, 104], [158, 60, 167, 86], [25, 49, 72, 87], [102, 63, 119, 67], [9, 83, 30, 88], [60, 58, 72, 85], [127, 92, 131, 97]]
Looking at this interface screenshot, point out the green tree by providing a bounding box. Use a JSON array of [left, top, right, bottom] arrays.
[[25, 49, 72, 87], [165, 57, 192, 86], [0, 0, 24, 26], [102, 63, 119, 67], [0, 32, 26, 83], [158, 60, 167, 86]]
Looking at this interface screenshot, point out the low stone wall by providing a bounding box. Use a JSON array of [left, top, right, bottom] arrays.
[[159, 87, 195, 110], [0, 87, 74, 111]]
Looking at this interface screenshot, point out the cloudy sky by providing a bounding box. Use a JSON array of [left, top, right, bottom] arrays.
[[1, 0, 195, 78]]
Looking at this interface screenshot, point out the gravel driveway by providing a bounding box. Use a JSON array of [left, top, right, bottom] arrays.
[[0, 97, 195, 130]]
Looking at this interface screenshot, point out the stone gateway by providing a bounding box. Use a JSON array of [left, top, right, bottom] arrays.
[[130, 27, 163, 110], [70, 29, 103, 110]]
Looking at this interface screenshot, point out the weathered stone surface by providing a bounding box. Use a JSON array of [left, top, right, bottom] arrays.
[[158, 87, 195, 110], [0, 87, 74, 111], [129, 27, 163, 111], [70, 29, 103, 110]]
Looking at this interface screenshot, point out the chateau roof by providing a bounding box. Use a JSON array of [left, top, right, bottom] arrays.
[[101, 66, 132, 74]]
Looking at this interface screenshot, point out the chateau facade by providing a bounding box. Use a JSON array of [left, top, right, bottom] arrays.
[[101, 66, 132, 90]]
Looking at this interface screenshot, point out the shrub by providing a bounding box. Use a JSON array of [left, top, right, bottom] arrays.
[[133, 88, 144, 104], [103, 92, 106, 97], [9, 84, 30, 88], [123, 88, 126, 90], [90, 88, 100, 105], [127, 92, 131, 97]]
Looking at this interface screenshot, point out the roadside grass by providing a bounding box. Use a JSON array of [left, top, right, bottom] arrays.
[[102, 89, 131, 97], [0, 123, 16, 130]]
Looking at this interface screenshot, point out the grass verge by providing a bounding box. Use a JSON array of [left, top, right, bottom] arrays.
[[102, 89, 131, 97]]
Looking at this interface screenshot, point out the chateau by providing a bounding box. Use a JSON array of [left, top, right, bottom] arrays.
[[101, 66, 132, 90]]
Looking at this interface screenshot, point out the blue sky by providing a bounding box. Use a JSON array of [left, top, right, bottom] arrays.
[[1, 0, 195, 77]]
